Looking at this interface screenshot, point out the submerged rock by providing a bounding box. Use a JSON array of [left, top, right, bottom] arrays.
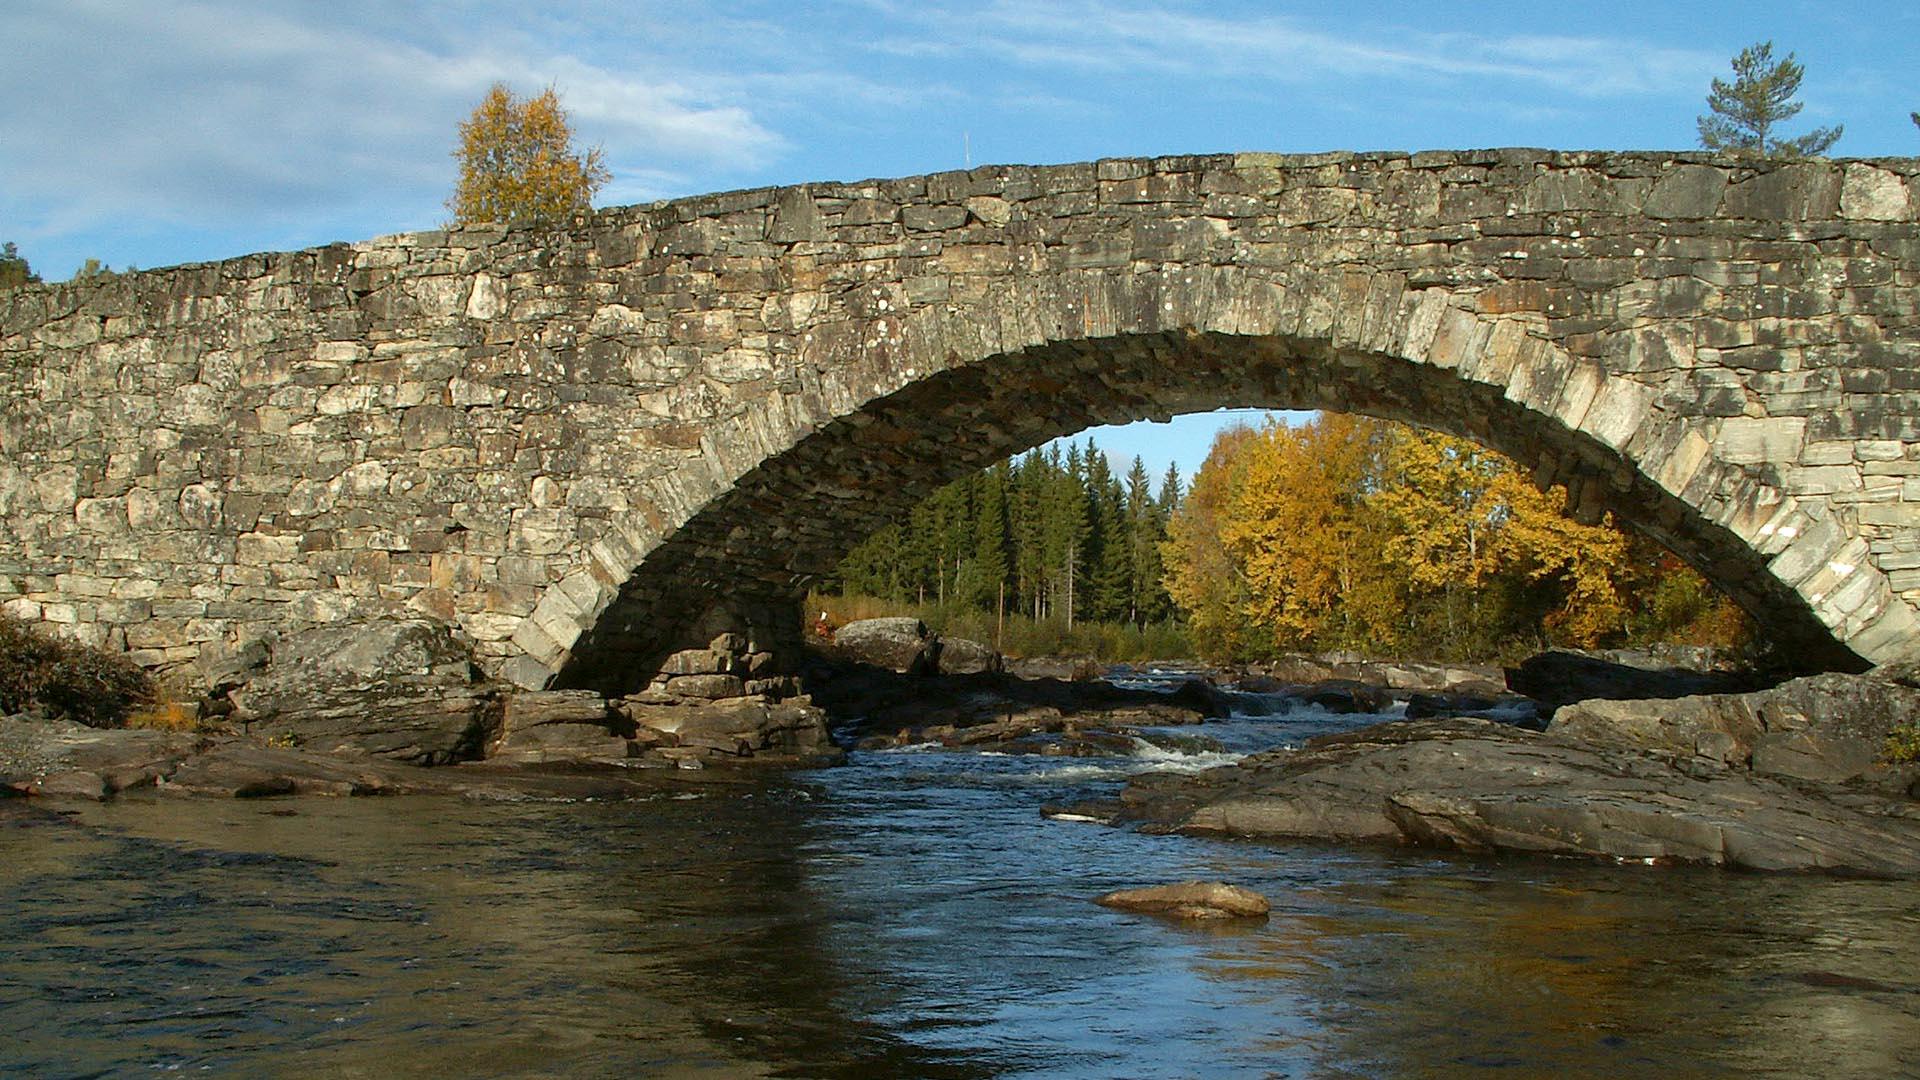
[[1095, 881, 1271, 920]]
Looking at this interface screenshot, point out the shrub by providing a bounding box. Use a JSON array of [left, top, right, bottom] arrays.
[[0, 612, 154, 727], [125, 700, 204, 733], [808, 592, 1192, 663], [1886, 720, 1920, 765]]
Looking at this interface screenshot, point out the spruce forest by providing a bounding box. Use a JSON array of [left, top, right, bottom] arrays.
[[825, 414, 1750, 664]]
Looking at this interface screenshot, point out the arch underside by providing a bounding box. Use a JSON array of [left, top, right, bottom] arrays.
[[555, 330, 1858, 692]]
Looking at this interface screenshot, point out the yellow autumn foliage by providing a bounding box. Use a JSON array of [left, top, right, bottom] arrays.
[[448, 83, 610, 227], [1162, 414, 1750, 661]]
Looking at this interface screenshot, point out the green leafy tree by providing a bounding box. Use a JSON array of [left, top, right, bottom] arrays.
[[1697, 41, 1842, 157], [449, 82, 610, 226], [0, 242, 39, 290]]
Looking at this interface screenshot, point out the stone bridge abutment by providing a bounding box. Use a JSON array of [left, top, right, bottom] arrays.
[[2, 150, 1917, 691]]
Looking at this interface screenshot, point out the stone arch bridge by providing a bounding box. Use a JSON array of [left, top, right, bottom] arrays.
[[3, 150, 1918, 692]]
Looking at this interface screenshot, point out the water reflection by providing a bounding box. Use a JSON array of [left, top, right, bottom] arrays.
[[1, 790, 991, 1078]]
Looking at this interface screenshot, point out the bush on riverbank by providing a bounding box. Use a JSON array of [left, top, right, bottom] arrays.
[[0, 612, 154, 727], [1887, 720, 1920, 764], [810, 593, 1189, 663]]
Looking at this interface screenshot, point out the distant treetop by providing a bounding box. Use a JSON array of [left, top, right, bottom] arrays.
[[1697, 41, 1842, 158], [0, 242, 38, 290]]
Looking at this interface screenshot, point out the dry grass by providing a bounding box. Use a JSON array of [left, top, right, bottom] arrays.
[[124, 700, 205, 733]]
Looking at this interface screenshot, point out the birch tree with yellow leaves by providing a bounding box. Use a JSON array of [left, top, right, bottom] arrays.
[[448, 83, 610, 227]]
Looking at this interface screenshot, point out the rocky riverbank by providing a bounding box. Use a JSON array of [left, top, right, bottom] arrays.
[[9, 612, 1920, 880], [1071, 661, 1920, 877], [2, 617, 845, 802]]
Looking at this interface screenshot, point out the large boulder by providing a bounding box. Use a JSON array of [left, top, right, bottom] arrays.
[[620, 694, 837, 763], [832, 617, 936, 674], [1549, 667, 1920, 788], [225, 620, 500, 765], [935, 635, 1002, 675], [488, 690, 634, 763]]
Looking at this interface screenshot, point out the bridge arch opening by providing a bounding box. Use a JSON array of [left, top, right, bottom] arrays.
[[553, 324, 1862, 693]]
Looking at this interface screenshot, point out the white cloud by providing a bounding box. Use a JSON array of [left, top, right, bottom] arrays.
[[0, 0, 783, 236], [868, 1, 1716, 98]]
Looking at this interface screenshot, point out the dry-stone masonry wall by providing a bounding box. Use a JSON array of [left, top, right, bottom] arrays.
[[2, 150, 1917, 692]]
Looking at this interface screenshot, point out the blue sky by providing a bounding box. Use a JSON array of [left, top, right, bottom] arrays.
[[6, 0, 1916, 480]]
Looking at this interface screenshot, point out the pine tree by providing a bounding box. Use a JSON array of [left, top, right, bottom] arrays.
[[1157, 463, 1184, 519], [1045, 445, 1089, 625], [1125, 457, 1171, 626], [1084, 445, 1132, 622], [960, 463, 1012, 635], [0, 242, 37, 290], [1697, 41, 1842, 157]]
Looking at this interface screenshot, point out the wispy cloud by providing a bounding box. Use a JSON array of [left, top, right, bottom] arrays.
[[1, 0, 782, 237], [867, 0, 1716, 98]]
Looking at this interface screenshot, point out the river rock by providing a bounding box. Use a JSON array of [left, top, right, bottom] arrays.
[[224, 620, 500, 765], [0, 714, 200, 799], [619, 695, 837, 763], [1104, 711, 1920, 877], [158, 744, 440, 798], [936, 636, 1002, 675], [488, 689, 634, 762], [1004, 655, 1103, 681], [1298, 679, 1392, 714], [1548, 668, 1920, 788], [832, 617, 936, 674], [807, 660, 1215, 748], [0, 713, 444, 799], [1237, 654, 1505, 695], [1095, 881, 1271, 920]]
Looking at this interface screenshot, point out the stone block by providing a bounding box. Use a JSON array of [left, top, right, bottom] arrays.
[[1714, 416, 1806, 466], [1642, 165, 1728, 219], [1840, 165, 1912, 221]]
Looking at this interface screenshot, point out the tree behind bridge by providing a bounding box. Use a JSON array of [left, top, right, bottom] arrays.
[[1697, 41, 1841, 157], [448, 83, 610, 227], [0, 242, 38, 290]]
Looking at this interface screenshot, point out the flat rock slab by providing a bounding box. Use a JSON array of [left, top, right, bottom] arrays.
[[1109, 717, 1920, 878], [1096, 881, 1271, 919], [0, 714, 778, 804]]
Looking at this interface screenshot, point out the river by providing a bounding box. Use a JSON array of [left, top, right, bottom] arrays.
[[4, 680, 1918, 1077]]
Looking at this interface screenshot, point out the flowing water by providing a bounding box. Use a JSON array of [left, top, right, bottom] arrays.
[[5, 679, 1919, 1078]]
